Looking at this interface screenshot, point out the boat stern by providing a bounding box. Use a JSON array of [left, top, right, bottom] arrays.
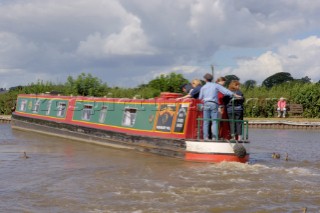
[[185, 140, 249, 163]]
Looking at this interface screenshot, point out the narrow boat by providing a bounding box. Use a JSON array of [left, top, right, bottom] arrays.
[[11, 92, 250, 163]]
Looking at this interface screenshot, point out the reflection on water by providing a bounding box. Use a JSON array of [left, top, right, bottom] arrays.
[[0, 124, 319, 212]]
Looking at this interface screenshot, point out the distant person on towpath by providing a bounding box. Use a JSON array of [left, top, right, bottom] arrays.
[[277, 97, 287, 118], [199, 73, 242, 141]]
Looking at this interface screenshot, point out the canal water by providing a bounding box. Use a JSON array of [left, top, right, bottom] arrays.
[[0, 123, 319, 213]]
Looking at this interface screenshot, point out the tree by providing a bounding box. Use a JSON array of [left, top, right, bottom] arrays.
[[262, 72, 294, 88], [147, 72, 189, 93], [9, 86, 24, 92], [64, 73, 108, 96], [299, 76, 311, 83], [243, 80, 257, 90]]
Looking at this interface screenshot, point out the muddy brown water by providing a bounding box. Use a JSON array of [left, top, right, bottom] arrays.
[[0, 123, 319, 212]]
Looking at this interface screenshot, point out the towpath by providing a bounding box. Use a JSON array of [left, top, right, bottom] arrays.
[[247, 118, 320, 129], [0, 115, 11, 123]]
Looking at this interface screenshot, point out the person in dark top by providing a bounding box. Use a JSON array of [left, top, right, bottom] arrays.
[[180, 79, 202, 99], [226, 80, 245, 140]]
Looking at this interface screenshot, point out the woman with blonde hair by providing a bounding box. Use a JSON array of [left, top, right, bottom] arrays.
[[226, 80, 245, 140]]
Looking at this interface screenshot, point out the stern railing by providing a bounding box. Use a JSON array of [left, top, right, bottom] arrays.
[[196, 117, 249, 141]]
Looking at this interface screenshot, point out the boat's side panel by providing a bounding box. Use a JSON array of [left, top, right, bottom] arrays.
[[71, 99, 157, 130], [15, 95, 70, 122], [69, 100, 191, 139], [14, 94, 203, 140]]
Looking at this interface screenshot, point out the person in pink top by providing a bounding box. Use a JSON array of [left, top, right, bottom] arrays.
[[277, 97, 287, 118]]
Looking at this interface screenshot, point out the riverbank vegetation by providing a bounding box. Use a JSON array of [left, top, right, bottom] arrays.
[[1, 72, 319, 118]]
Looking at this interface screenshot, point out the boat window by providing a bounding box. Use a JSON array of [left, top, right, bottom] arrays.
[[98, 105, 108, 123], [122, 108, 137, 127], [46, 100, 52, 115], [57, 102, 67, 117], [32, 99, 41, 113], [20, 99, 27, 111], [82, 105, 93, 121]]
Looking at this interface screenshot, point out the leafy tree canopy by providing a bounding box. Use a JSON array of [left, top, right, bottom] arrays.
[[64, 73, 108, 96], [147, 72, 189, 93], [243, 80, 257, 90], [297, 76, 311, 84], [262, 72, 294, 88]]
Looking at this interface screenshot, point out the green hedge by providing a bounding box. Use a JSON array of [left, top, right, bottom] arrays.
[[1, 78, 319, 118], [243, 82, 320, 118]]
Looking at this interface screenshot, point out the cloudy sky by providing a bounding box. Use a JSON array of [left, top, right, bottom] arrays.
[[1, 0, 320, 89]]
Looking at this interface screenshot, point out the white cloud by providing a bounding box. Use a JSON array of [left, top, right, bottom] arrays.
[[0, 32, 38, 64], [187, 0, 307, 47], [280, 36, 320, 81], [1, 0, 320, 88], [172, 66, 200, 74], [223, 36, 320, 84], [225, 51, 283, 84], [77, 18, 156, 57], [104, 19, 156, 55]]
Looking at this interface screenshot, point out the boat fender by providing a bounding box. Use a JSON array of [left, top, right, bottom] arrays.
[[233, 143, 247, 158]]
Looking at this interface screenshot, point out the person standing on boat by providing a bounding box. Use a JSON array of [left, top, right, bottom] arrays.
[[180, 79, 202, 99], [226, 80, 245, 140], [199, 73, 241, 141], [277, 97, 287, 118], [216, 77, 231, 140]]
